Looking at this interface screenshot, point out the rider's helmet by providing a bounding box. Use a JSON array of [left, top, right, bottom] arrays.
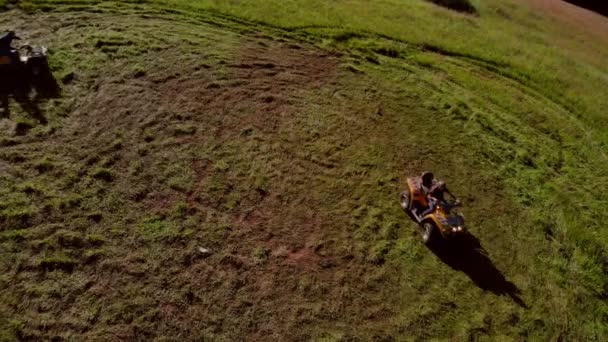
[[421, 171, 434, 188]]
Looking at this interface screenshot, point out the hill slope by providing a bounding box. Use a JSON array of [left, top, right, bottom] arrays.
[[1, 0, 607, 340]]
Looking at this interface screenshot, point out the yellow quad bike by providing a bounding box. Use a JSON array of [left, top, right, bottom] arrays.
[[399, 177, 466, 244]]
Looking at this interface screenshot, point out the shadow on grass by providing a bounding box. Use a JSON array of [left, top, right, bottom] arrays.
[[564, 1, 608, 17], [0, 68, 60, 125], [428, 232, 528, 308], [426, 0, 477, 14]]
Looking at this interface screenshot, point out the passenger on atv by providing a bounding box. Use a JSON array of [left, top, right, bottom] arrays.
[[420, 181, 460, 217], [411, 172, 459, 219]]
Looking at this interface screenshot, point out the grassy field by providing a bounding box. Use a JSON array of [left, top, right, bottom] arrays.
[[1, 0, 607, 340]]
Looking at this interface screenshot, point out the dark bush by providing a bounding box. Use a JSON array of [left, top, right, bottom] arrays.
[[427, 0, 477, 14]]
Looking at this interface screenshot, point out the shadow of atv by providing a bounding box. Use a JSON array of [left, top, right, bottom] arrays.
[[1, 44, 60, 123], [427, 232, 527, 308]]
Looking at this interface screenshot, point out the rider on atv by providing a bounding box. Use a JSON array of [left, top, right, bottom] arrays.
[[421, 180, 459, 217], [416, 172, 459, 217], [0, 31, 20, 115], [0, 31, 20, 63]]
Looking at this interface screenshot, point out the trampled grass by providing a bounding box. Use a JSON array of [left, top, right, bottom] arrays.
[[0, 0, 607, 340]]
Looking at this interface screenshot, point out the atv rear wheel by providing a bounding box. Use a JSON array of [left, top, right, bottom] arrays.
[[422, 222, 437, 245]]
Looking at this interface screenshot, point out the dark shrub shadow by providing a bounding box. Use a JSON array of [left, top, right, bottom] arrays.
[[428, 232, 527, 308], [426, 0, 477, 14], [32, 66, 61, 100], [564, 1, 608, 17]]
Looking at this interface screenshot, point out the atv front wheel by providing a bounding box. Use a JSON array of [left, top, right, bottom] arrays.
[[399, 190, 410, 211], [422, 222, 437, 245]]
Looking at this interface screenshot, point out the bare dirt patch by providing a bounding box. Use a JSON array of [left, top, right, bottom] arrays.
[[284, 247, 320, 269]]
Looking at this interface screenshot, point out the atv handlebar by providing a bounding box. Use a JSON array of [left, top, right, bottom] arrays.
[[439, 199, 461, 212]]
